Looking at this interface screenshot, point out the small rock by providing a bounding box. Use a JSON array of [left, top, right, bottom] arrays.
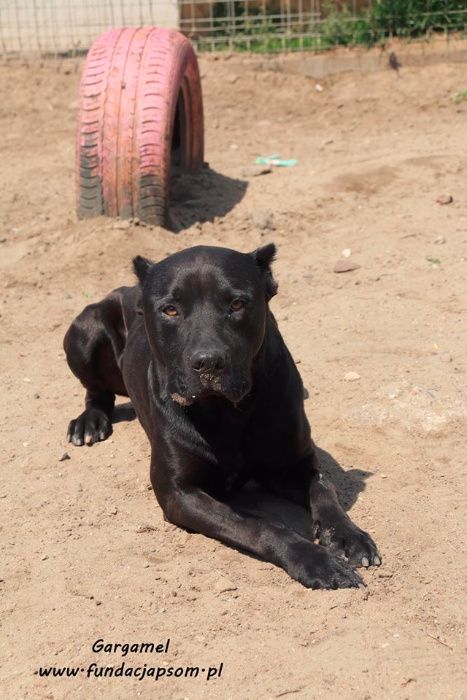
[[434, 236, 446, 244], [229, 143, 239, 151], [242, 165, 272, 178], [41, 555, 49, 561], [214, 576, 238, 595], [252, 209, 275, 231], [333, 259, 361, 273], [33, 392, 40, 399], [344, 371, 360, 382], [341, 248, 352, 258], [113, 219, 131, 230], [315, 83, 324, 92], [227, 74, 238, 84], [58, 452, 70, 462], [436, 195, 453, 205]]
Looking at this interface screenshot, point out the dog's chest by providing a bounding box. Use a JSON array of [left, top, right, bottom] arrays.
[[189, 403, 248, 495]]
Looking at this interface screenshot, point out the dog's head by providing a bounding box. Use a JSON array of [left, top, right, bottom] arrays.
[[133, 244, 277, 406]]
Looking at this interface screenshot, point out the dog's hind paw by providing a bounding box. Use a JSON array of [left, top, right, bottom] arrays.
[[66, 408, 112, 447]]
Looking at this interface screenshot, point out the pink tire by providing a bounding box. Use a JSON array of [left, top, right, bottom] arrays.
[[76, 27, 204, 226]]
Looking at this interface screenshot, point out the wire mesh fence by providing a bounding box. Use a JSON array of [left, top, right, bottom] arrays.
[[1, 1, 467, 57], [0, 1, 179, 56]]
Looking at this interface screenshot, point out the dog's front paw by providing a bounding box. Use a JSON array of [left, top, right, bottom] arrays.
[[289, 542, 363, 589], [67, 408, 112, 446], [315, 518, 381, 568]]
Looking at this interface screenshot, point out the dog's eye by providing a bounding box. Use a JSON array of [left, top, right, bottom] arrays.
[[230, 299, 245, 312], [162, 305, 178, 317]]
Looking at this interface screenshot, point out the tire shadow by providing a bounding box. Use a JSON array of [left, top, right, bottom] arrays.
[[168, 166, 248, 232], [228, 447, 373, 539]]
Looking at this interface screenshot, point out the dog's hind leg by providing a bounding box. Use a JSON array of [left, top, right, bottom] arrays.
[[64, 289, 132, 446]]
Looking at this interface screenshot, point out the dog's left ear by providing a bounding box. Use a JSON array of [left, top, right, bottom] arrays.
[[133, 255, 155, 285], [251, 243, 278, 301]]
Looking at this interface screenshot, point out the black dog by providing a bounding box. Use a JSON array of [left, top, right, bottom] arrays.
[[64, 244, 380, 588]]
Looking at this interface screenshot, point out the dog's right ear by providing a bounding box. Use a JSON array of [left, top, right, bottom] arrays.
[[133, 255, 155, 284]]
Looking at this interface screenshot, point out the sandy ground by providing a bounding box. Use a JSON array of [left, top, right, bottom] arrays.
[[1, 53, 466, 700]]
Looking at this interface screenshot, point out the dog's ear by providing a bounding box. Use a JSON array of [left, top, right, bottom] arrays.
[[133, 255, 154, 284], [251, 243, 278, 301]]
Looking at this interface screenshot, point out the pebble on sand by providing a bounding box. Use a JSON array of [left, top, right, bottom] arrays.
[[113, 219, 131, 230], [344, 371, 361, 381], [242, 164, 272, 178], [436, 195, 453, 205], [214, 576, 238, 595], [333, 259, 361, 273]]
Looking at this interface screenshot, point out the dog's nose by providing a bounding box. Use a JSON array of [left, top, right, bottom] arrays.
[[191, 349, 226, 373]]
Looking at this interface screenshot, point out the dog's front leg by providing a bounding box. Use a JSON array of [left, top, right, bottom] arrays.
[[154, 477, 363, 589], [309, 467, 381, 569]]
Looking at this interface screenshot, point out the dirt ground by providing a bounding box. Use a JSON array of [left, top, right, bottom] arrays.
[[1, 52, 466, 700]]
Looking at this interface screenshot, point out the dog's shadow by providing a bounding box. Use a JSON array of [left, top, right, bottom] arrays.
[[229, 448, 373, 539], [112, 402, 137, 424], [168, 166, 248, 233]]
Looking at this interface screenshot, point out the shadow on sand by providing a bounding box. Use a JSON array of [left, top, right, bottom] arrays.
[[229, 448, 374, 539], [168, 166, 248, 233]]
